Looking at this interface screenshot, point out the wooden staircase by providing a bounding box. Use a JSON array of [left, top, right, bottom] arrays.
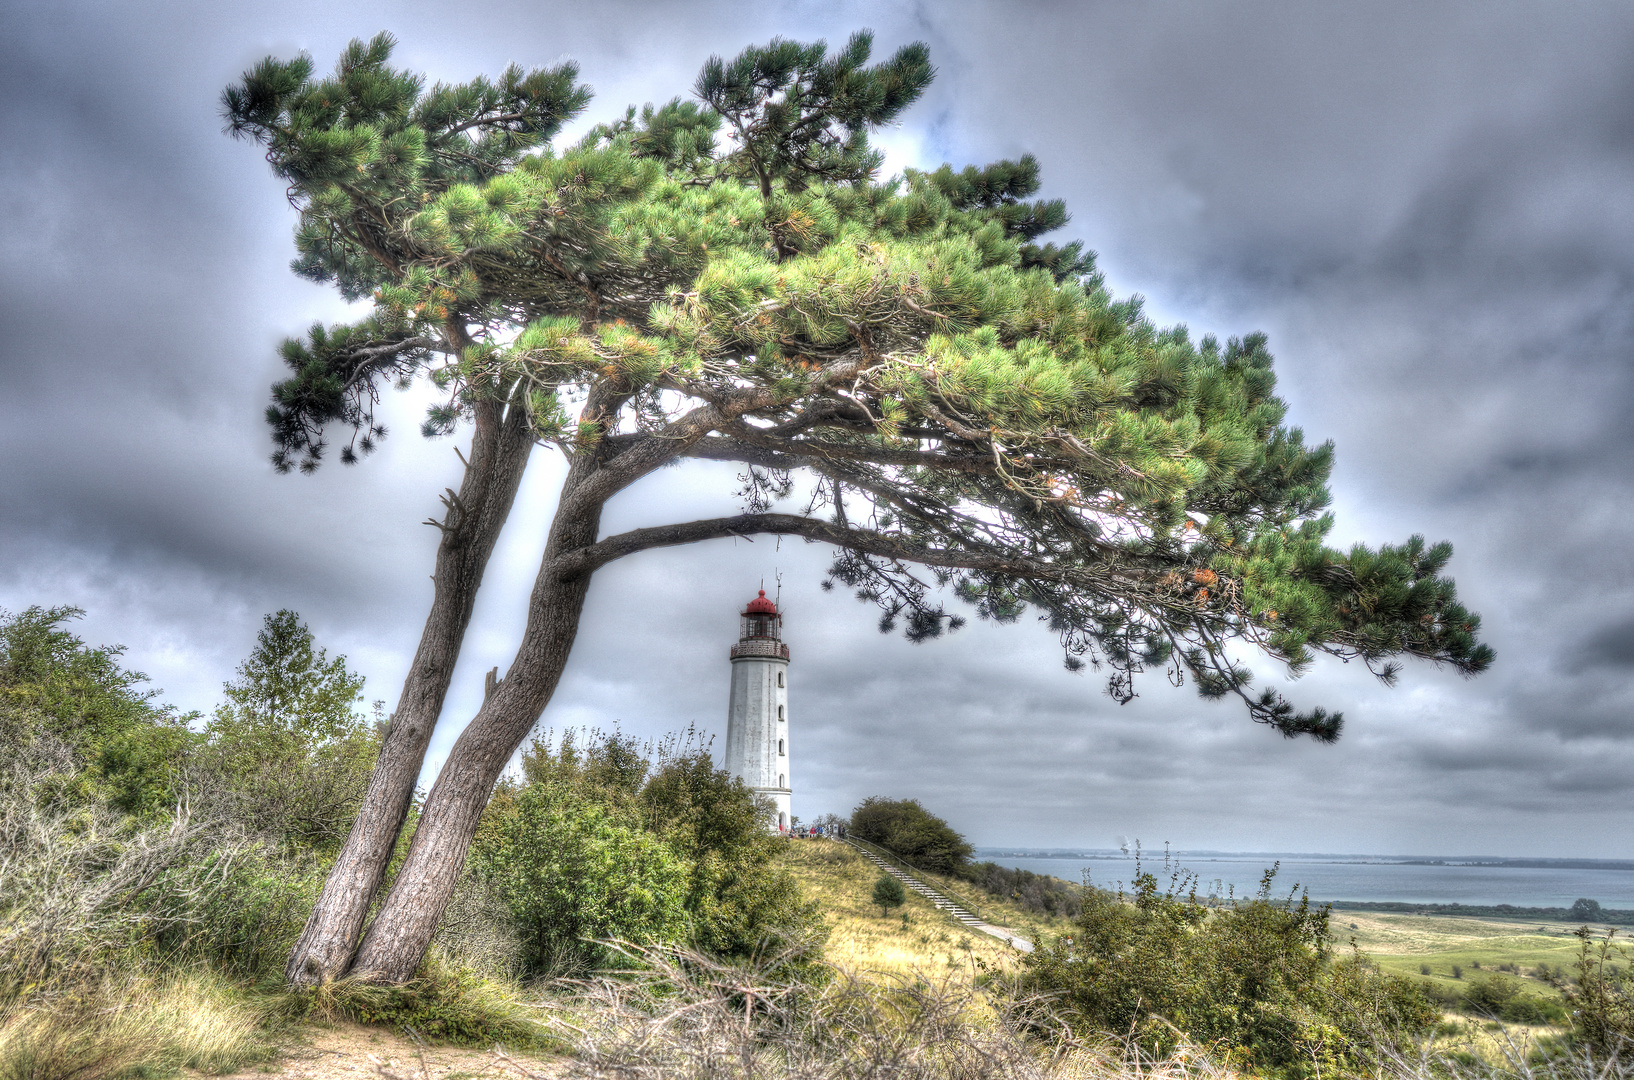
[[844, 838, 984, 928]]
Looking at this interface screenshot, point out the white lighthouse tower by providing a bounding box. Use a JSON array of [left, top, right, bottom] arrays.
[[724, 589, 791, 831]]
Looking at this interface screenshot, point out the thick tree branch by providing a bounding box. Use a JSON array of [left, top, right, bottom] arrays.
[[717, 422, 1000, 474], [548, 511, 1079, 582], [576, 356, 875, 509]]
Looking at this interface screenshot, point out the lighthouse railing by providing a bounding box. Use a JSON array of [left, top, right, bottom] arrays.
[[843, 836, 991, 925], [729, 638, 790, 660]]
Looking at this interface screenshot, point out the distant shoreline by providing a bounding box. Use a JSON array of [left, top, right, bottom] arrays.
[[1324, 900, 1634, 924], [971, 850, 1634, 916], [974, 849, 1634, 872]]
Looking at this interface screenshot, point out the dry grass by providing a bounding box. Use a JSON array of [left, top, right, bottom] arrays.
[[0, 970, 274, 1080], [1375, 1028, 1634, 1080], [299, 956, 557, 1049], [530, 940, 1244, 1080], [777, 841, 1034, 982]]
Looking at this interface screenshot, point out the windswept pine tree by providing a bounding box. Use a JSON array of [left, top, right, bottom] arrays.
[[224, 31, 1492, 984]]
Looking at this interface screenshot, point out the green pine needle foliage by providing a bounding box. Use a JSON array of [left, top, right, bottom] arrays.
[[225, 30, 1493, 738]]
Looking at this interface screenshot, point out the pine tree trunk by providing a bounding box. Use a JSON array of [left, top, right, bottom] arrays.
[[349, 480, 605, 981], [284, 398, 534, 987]]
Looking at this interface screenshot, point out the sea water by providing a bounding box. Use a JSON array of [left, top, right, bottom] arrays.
[[974, 850, 1634, 908]]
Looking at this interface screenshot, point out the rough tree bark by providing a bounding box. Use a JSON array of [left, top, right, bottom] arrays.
[[350, 426, 611, 980], [347, 382, 866, 981], [284, 391, 534, 986]]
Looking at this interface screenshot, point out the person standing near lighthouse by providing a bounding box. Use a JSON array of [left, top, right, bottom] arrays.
[[724, 589, 791, 832]]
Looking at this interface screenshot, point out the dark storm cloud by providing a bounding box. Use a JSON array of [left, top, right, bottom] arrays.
[[1577, 619, 1634, 670], [2, 0, 1631, 857]]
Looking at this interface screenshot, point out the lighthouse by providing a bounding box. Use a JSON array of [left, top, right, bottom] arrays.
[[724, 589, 791, 831]]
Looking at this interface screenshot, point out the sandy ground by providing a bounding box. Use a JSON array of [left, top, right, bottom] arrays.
[[250, 1023, 565, 1080]]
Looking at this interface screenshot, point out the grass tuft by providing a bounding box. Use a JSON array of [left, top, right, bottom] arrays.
[[294, 956, 556, 1050], [0, 971, 273, 1080]]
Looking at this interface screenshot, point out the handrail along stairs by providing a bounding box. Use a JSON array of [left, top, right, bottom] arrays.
[[843, 835, 991, 925]]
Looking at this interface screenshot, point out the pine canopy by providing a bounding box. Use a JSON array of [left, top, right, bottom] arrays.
[[225, 31, 1492, 741]]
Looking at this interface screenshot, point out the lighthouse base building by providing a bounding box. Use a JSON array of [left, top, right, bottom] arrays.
[[724, 590, 791, 832]]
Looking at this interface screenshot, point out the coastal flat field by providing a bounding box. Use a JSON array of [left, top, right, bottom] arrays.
[[778, 838, 1613, 1017], [1335, 908, 1605, 1000]]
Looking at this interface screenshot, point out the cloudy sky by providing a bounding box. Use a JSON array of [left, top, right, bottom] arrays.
[[4, 0, 1632, 858]]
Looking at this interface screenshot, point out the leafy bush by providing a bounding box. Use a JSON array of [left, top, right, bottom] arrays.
[[473, 786, 689, 977], [0, 606, 197, 817], [1459, 973, 1568, 1025], [959, 861, 1084, 918], [471, 729, 824, 978], [1560, 928, 1634, 1055], [199, 610, 381, 854], [147, 849, 328, 980], [637, 751, 821, 963], [848, 796, 972, 873], [1020, 862, 1437, 1079], [0, 606, 372, 1005]]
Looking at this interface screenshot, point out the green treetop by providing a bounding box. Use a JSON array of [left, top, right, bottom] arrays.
[[226, 29, 1493, 985], [226, 30, 1489, 741], [872, 873, 907, 917]]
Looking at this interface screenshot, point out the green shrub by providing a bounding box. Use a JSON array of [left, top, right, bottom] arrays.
[[638, 751, 823, 963], [872, 874, 906, 916], [470, 729, 825, 977], [848, 797, 972, 873], [0, 606, 198, 817], [473, 785, 689, 977], [200, 611, 381, 855], [1462, 973, 1522, 1016], [1560, 928, 1634, 1055], [0, 606, 384, 1002], [958, 861, 1083, 918], [1020, 863, 1437, 1079], [1457, 972, 1566, 1024], [145, 847, 326, 980], [1498, 993, 1567, 1025]]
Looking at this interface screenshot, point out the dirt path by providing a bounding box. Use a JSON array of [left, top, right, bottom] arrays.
[[251, 1023, 565, 1080]]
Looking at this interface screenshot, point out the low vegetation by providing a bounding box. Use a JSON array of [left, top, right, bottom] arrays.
[[850, 797, 974, 874], [832, 792, 1634, 1075], [1335, 898, 1634, 926], [1021, 861, 1440, 1079], [2, 604, 1630, 1080], [959, 860, 1087, 920], [871, 873, 907, 917], [0, 606, 347, 1077], [549, 939, 1183, 1080], [470, 727, 826, 979], [776, 839, 1027, 979]]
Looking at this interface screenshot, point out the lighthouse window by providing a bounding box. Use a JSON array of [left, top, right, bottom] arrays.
[[778, 738, 785, 755], [779, 773, 785, 788], [776, 671, 785, 687], [777, 705, 785, 721]]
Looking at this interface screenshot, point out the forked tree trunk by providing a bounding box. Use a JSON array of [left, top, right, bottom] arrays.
[[350, 477, 605, 981], [284, 398, 534, 986]]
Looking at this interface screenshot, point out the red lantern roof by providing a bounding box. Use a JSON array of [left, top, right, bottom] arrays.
[[744, 589, 778, 615]]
